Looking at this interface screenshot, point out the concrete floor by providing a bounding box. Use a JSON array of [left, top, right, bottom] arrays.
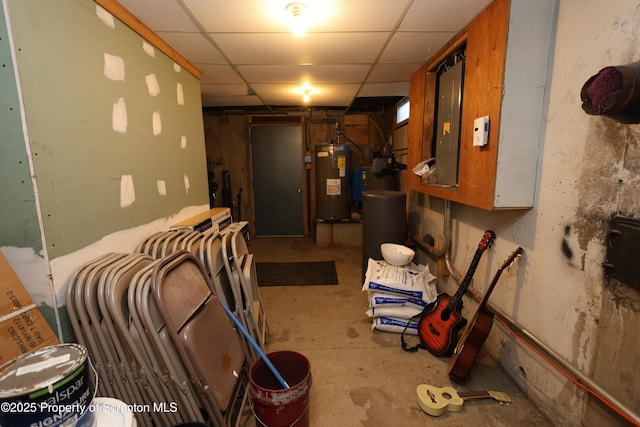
[[239, 236, 552, 427]]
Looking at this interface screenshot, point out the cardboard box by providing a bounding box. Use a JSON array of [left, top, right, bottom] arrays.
[[169, 207, 232, 232], [0, 251, 59, 367]]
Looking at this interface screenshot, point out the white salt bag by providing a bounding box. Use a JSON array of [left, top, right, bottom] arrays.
[[372, 316, 418, 335], [362, 259, 437, 303], [368, 292, 428, 310], [366, 306, 423, 319]]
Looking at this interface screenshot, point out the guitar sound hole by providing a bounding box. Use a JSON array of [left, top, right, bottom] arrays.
[[442, 392, 452, 400], [441, 309, 451, 321], [428, 323, 440, 336]]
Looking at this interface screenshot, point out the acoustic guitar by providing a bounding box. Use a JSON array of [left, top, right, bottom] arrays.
[[417, 230, 496, 356], [447, 247, 523, 382], [416, 384, 512, 416]]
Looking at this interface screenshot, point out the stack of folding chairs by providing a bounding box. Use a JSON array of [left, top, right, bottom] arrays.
[[65, 221, 269, 426]]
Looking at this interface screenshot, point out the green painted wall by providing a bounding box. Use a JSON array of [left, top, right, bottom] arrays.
[[6, 0, 209, 258], [0, 7, 42, 251]]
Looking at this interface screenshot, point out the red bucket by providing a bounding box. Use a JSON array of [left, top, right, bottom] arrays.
[[249, 351, 312, 427]]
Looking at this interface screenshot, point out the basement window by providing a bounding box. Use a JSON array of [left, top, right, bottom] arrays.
[[396, 98, 410, 124]]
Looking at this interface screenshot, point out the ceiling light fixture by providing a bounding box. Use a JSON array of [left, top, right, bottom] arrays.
[[293, 82, 317, 103], [286, 2, 308, 37]]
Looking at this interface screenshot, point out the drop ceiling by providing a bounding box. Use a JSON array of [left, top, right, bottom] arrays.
[[114, 0, 491, 112]]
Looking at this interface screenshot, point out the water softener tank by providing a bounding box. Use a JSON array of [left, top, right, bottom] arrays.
[[362, 190, 406, 280], [315, 143, 351, 220]]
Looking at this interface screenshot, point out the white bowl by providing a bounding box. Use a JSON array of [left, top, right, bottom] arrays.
[[381, 243, 415, 266]]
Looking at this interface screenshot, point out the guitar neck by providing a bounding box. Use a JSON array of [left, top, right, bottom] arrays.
[[459, 390, 512, 404], [458, 390, 494, 400], [476, 265, 504, 313], [447, 248, 483, 311], [477, 247, 523, 313], [444, 230, 496, 313]]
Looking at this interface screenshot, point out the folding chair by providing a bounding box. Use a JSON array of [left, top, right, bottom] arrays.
[[133, 268, 206, 423], [220, 231, 258, 362], [135, 231, 163, 255], [151, 250, 249, 427], [65, 252, 122, 397], [206, 232, 254, 363], [230, 227, 270, 349], [196, 229, 217, 276], [156, 231, 186, 259], [74, 253, 131, 398], [100, 255, 176, 427], [94, 254, 158, 426], [181, 231, 204, 255], [207, 232, 240, 313], [164, 231, 198, 257]]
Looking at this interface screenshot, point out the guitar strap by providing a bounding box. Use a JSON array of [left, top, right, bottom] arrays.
[[400, 305, 431, 353]]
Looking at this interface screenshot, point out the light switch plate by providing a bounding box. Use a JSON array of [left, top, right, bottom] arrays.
[[473, 115, 489, 147]]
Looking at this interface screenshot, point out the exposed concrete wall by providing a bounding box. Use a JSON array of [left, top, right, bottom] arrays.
[[408, 1, 640, 425]]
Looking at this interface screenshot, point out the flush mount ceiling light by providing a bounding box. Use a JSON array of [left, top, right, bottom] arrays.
[[286, 2, 308, 36], [293, 82, 318, 103]]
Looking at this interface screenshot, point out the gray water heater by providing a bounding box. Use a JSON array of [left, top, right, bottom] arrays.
[[315, 143, 351, 220]]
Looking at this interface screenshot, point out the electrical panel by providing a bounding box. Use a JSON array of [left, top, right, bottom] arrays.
[[435, 60, 464, 185]]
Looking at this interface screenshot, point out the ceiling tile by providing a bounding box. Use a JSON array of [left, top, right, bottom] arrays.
[[251, 83, 360, 106], [182, 0, 296, 33], [367, 63, 425, 83], [157, 32, 228, 65], [358, 82, 410, 97], [202, 94, 264, 107], [182, 0, 412, 33], [237, 64, 370, 84], [379, 32, 456, 64], [399, 0, 492, 31], [211, 32, 388, 65], [118, 0, 198, 32], [196, 64, 244, 84], [304, 96, 355, 107], [200, 84, 249, 97], [113, 0, 490, 108], [301, 0, 411, 32]]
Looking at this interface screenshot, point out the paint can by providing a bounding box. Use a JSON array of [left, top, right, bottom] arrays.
[[249, 351, 312, 427], [0, 343, 96, 427]]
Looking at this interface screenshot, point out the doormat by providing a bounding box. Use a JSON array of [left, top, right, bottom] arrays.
[[256, 261, 338, 286]]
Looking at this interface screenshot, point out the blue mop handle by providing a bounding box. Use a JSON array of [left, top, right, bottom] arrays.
[[219, 301, 290, 389]]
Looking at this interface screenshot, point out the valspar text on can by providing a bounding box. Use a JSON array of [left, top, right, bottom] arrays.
[[0, 343, 95, 427]]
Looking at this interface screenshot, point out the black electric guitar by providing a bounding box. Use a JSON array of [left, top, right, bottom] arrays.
[[417, 230, 496, 356]]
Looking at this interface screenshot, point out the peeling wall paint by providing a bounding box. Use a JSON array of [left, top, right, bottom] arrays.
[[1, 204, 207, 341], [47, 204, 208, 304]]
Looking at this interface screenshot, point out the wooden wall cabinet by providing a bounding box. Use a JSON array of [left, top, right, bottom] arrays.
[[407, 0, 556, 210]]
